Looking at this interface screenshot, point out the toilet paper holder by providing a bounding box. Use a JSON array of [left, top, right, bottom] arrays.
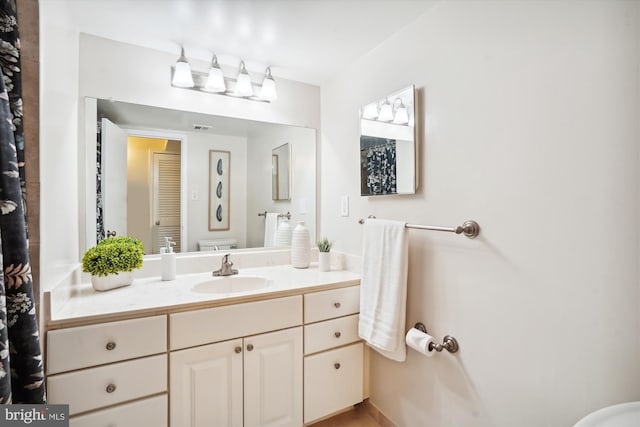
[[414, 322, 459, 354]]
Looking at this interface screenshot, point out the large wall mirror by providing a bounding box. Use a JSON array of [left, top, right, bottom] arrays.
[[359, 85, 417, 195], [84, 98, 316, 255]]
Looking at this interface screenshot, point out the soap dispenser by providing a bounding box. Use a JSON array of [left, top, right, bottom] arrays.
[[161, 237, 176, 281]]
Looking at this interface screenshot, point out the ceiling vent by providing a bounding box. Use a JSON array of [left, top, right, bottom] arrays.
[[192, 124, 211, 131]]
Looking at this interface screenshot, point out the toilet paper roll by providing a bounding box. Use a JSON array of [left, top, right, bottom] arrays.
[[405, 327, 435, 357]]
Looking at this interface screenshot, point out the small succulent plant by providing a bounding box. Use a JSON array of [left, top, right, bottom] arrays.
[[316, 238, 332, 253]]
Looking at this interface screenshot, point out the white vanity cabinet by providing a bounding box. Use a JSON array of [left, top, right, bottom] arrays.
[[303, 286, 364, 424], [170, 296, 303, 427], [46, 316, 168, 426]]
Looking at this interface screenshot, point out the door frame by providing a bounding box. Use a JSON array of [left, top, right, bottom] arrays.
[[122, 128, 189, 253]]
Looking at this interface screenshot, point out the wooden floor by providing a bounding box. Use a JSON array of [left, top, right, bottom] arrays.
[[309, 405, 380, 427]]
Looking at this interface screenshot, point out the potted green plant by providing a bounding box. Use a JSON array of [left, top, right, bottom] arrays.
[[82, 236, 144, 291], [316, 238, 332, 272]]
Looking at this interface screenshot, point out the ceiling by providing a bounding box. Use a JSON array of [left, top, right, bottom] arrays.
[[45, 0, 437, 85], [97, 99, 295, 137]]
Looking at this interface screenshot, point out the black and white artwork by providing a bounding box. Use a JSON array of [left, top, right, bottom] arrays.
[[360, 136, 397, 195], [209, 150, 230, 230]]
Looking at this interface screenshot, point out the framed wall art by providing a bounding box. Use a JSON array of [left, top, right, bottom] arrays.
[[209, 150, 230, 231]]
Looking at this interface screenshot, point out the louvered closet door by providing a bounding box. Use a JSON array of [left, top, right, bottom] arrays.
[[153, 152, 181, 252]]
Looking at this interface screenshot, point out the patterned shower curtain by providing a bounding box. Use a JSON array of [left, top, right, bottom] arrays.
[[0, 0, 45, 404]]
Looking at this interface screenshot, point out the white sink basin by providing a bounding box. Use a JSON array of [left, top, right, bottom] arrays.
[[574, 402, 640, 427], [192, 276, 272, 294]]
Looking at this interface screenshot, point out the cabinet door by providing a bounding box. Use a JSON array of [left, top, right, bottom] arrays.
[[244, 327, 303, 427], [170, 339, 243, 427]]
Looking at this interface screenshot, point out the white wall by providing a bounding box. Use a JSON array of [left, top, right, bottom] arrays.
[[39, 2, 81, 291], [321, 1, 640, 426], [246, 125, 316, 247], [185, 132, 247, 251]]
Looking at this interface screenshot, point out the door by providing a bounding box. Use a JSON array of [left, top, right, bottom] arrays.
[[244, 327, 303, 427], [170, 339, 243, 427], [101, 118, 128, 238], [152, 152, 181, 252]]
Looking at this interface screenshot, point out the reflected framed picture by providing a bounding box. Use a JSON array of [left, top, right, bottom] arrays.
[[209, 150, 230, 231]]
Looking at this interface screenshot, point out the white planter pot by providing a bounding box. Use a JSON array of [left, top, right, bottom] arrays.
[[91, 271, 134, 292], [318, 252, 331, 272]]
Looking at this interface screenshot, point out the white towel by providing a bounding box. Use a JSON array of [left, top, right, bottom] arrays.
[[263, 213, 279, 247], [358, 219, 409, 362]]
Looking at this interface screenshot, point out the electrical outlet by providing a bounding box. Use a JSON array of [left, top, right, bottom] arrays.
[[340, 195, 349, 217], [191, 190, 199, 200]]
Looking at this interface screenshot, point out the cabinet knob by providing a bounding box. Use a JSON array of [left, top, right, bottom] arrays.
[[247, 344, 254, 351], [105, 341, 116, 351], [334, 302, 341, 309], [334, 363, 341, 370], [234, 346, 242, 354], [106, 384, 117, 393], [334, 331, 341, 338]]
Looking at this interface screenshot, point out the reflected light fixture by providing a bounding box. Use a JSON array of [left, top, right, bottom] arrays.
[[204, 55, 225, 93], [171, 46, 194, 88], [234, 60, 253, 97], [392, 98, 409, 124], [378, 98, 394, 122], [362, 103, 379, 119], [260, 67, 277, 101]]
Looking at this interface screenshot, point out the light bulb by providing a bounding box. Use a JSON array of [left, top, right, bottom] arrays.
[[234, 60, 253, 97], [378, 99, 393, 122], [204, 55, 226, 93], [171, 47, 194, 88], [260, 67, 277, 101]]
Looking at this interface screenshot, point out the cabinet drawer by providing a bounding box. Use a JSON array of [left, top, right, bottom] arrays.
[[48, 354, 167, 415], [70, 394, 167, 427], [304, 314, 360, 355], [47, 316, 167, 374], [304, 342, 363, 423], [170, 295, 302, 350], [304, 286, 360, 323]]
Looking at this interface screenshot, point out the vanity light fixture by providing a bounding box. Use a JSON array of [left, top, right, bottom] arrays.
[[204, 55, 226, 93], [172, 46, 195, 88], [392, 98, 409, 124], [234, 60, 254, 97], [377, 98, 394, 122], [362, 102, 379, 120], [170, 47, 278, 102], [260, 67, 277, 101]]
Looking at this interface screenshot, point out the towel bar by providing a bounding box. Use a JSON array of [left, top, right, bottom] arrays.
[[258, 211, 292, 220], [414, 322, 459, 354], [358, 215, 480, 239]]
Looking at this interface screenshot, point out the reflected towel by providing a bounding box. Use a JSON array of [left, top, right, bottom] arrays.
[[263, 213, 279, 247], [358, 219, 409, 362]]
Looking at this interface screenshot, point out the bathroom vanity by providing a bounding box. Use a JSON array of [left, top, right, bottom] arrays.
[[44, 264, 364, 427]]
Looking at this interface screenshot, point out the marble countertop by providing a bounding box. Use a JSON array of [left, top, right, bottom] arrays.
[[47, 264, 361, 327]]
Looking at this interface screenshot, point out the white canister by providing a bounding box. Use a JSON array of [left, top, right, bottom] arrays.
[[291, 221, 310, 268], [276, 220, 292, 246], [318, 252, 330, 272]]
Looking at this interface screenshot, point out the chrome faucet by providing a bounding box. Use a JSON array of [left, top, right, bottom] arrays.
[[213, 254, 238, 276]]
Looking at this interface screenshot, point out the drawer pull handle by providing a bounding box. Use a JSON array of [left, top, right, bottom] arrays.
[[247, 344, 254, 351], [106, 384, 116, 394], [105, 341, 116, 351], [334, 302, 341, 308], [334, 363, 341, 370], [334, 331, 341, 338], [235, 346, 242, 354]]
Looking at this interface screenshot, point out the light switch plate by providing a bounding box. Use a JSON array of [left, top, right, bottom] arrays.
[[340, 195, 349, 217]]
